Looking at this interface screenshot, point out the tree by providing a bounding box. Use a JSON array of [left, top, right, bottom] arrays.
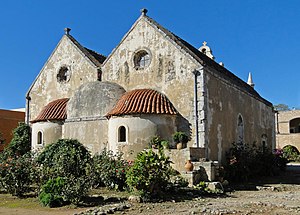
[[6, 122, 31, 156], [274, 104, 290, 111], [37, 139, 93, 205], [0, 132, 5, 145]]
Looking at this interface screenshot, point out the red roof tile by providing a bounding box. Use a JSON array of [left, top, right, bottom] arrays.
[[106, 89, 177, 118], [31, 98, 69, 123]]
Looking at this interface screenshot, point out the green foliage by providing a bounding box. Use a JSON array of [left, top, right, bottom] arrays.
[[37, 139, 92, 204], [6, 122, 31, 157], [193, 181, 210, 193], [274, 104, 290, 111], [172, 131, 188, 144], [0, 132, 5, 145], [225, 143, 288, 182], [282, 145, 300, 162], [126, 149, 174, 198], [149, 135, 161, 148], [0, 152, 38, 197], [92, 149, 129, 191], [39, 177, 65, 207], [170, 174, 188, 188], [149, 136, 169, 149], [161, 140, 169, 149]]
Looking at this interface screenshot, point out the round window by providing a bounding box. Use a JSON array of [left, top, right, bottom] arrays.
[[134, 50, 151, 69], [57, 66, 70, 82]]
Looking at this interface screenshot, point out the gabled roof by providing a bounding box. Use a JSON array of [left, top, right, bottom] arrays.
[[106, 89, 178, 118], [31, 98, 69, 123], [142, 15, 272, 107], [26, 33, 106, 97], [104, 12, 271, 107], [66, 34, 106, 67]]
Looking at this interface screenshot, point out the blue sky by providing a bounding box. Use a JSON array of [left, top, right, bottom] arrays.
[[1, 0, 300, 109]]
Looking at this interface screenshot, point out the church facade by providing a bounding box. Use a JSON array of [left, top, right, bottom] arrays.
[[26, 9, 275, 168]]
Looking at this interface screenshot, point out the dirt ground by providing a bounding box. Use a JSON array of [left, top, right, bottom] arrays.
[[1, 163, 300, 215]]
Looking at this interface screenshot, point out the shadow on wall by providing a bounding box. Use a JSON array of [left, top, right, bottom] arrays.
[[176, 114, 192, 141]]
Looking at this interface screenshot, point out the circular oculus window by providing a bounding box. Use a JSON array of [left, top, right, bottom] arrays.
[[57, 66, 71, 82], [134, 50, 151, 69]]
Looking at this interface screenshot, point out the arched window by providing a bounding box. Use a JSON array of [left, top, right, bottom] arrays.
[[261, 134, 268, 151], [289, 118, 300, 133], [118, 126, 126, 142], [37, 131, 43, 145], [237, 115, 244, 145], [134, 50, 151, 69]]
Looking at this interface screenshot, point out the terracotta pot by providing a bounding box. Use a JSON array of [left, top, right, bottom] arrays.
[[177, 142, 183, 150], [185, 160, 194, 171]]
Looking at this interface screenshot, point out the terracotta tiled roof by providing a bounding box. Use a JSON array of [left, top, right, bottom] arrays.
[[31, 98, 69, 123], [106, 89, 177, 118]]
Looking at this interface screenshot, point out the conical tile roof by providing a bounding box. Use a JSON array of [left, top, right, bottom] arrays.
[[31, 98, 69, 123], [106, 89, 177, 118]]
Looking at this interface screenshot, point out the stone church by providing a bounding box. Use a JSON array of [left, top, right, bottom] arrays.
[[26, 9, 275, 172]]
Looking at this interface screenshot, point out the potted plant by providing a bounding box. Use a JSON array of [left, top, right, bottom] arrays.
[[173, 131, 188, 149], [161, 140, 169, 150]]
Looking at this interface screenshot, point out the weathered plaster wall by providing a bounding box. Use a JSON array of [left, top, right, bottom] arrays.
[[102, 17, 203, 146], [63, 120, 108, 154], [108, 114, 176, 160], [31, 122, 62, 150], [204, 68, 275, 163], [28, 35, 98, 122], [276, 110, 300, 151], [64, 81, 125, 154]]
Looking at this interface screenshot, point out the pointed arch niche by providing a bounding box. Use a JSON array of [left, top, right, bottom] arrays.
[[237, 114, 244, 145]]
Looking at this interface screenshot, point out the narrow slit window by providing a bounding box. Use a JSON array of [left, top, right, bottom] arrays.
[[118, 126, 126, 142], [37, 131, 43, 145]]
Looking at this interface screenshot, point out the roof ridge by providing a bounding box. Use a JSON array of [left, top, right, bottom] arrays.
[[143, 15, 272, 107], [66, 34, 105, 67]]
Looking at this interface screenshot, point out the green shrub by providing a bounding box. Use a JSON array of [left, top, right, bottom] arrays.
[[37, 139, 92, 204], [282, 145, 300, 162], [0, 152, 38, 197], [6, 122, 31, 157], [0, 132, 5, 145], [172, 131, 188, 144], [39, 177, 65, 207], [126, 149, 174, 198], [149, 135, 161, 148], [225, 143, 288, 182], [92, 149, 128, 191]]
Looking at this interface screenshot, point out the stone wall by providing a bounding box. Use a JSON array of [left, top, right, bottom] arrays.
[[27, 36, 98, 122], [108, 114, 176, 160], [276, 110, 300, 151], [204, 67, 275, 163], [31, 121, 62, 150], [102, 17, 204, 147]]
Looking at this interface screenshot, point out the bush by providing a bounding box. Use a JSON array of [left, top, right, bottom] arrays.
[[92, 149, 129, 191], [126, 149, 174, 198], [225, 143, 288, 182], [37, 139, 92, 204], [282, 145, 300, 162], [6, 122, 31, 157], [172, 132, 188, 144], [39, 177, 65, 207], [0, 152, 38, 197]]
